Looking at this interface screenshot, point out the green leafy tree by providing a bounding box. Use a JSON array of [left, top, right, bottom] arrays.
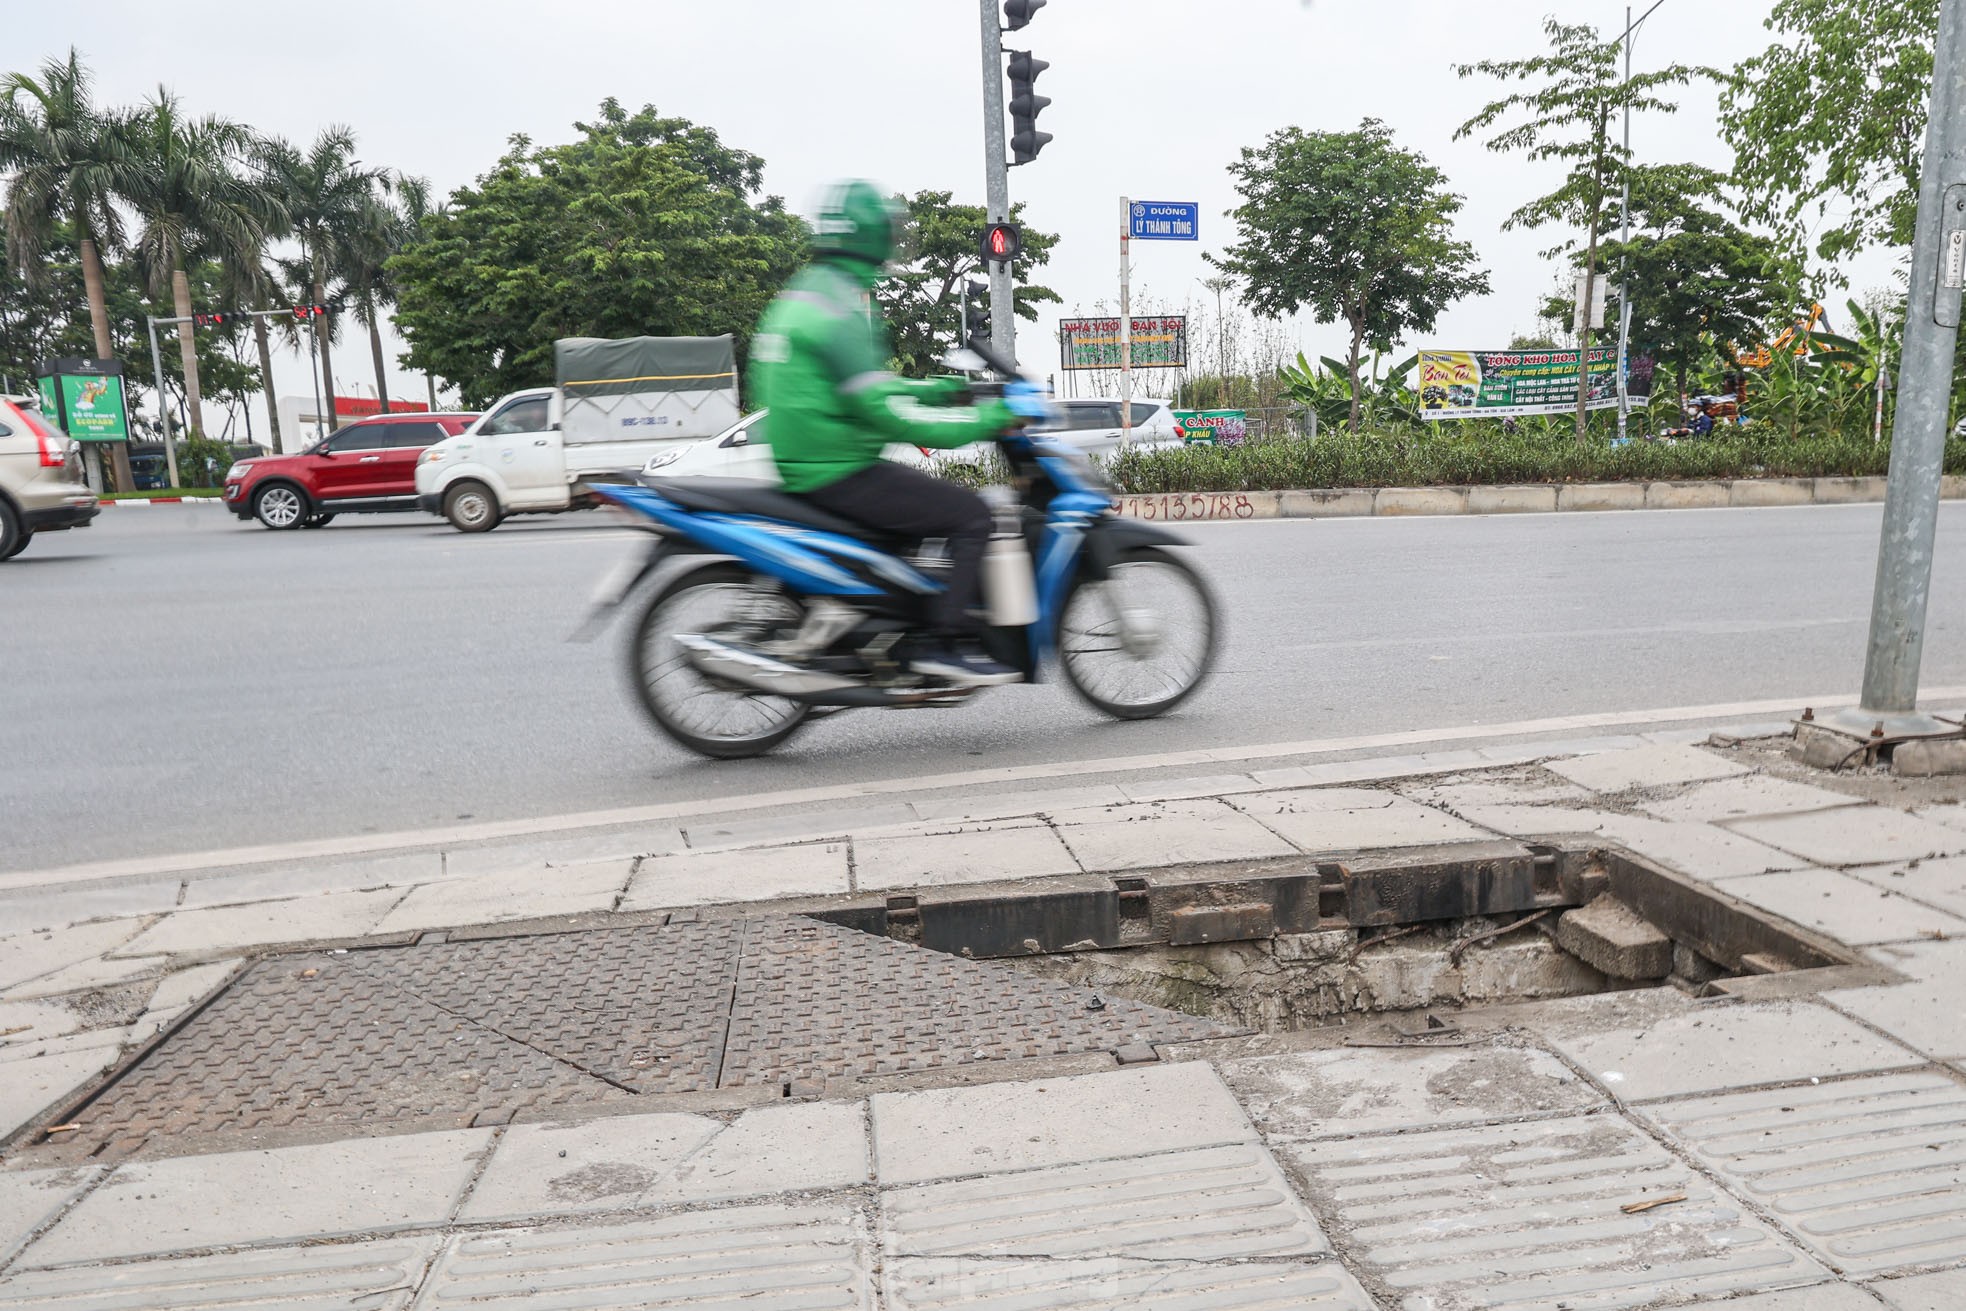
[[343, 173, 428, 412], [1581, 165, 1791, 400], [1457, 18, 1711, 440], [1215, 119, 1489, 431], [390, 100, 806, 407], [1721, 0, 1937, 264], [258, 127, 385, 431], [872, 190, 1058, 377]]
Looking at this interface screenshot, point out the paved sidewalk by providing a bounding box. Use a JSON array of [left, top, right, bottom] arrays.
[[3, 723, 1965, 1307]]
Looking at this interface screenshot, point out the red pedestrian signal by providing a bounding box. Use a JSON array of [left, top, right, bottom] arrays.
[[292, 304, 328, 320], [980, 222, 1022, 264]]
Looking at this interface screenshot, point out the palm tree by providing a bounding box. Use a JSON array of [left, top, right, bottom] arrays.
[[340, 173, 439, 415], [121, 88, 277, 439], [0, 49, 139, 486], [211, 187, 292, 452], [259, 128, 383, 432]]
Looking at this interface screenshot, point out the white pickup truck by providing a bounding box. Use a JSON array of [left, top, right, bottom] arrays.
[[415, 335, 740, 532]]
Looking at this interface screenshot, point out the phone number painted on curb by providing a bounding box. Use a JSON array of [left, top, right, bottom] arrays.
[[1112, 493, 1261, 521]]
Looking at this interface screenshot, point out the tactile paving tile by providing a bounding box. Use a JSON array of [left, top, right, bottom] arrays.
[[882, 1142, 1329, 1262], [415, 1203, 869, 1310], [1639, 1070, 1966, 1276], [885, 1256, 1376, 1310], [1281, 1113, 1827, 1310], [719, 918, 1231, 1086], [0, 1235, 437, 1310]]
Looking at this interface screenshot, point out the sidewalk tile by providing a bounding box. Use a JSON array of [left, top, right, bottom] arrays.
[[370, 860, 629, 935], [1227, 787, 1488, 852], [1877, 1267, 1966, 1310], [1222, 1045, 1603, 1141], [1847, 855, 1966, 919], [1050, 798, 1294, 872], [1480, 734, 1648, 761], [1251, 750, 1488, 790], [1826, 939, 1966, 1060], [1407, 777, 1594, 808], [1729, 807, 1966, 868], [1117, 772, 1263, 803], [1452, 803, 1619, 837], [854, 825, 1079, 891], [0, 953, 165, 1002], [0, 879, 181, 934], [0, 1000, 81, 1046], [177, 851, 441, 910], [0, 1168, 96, 1266], [620, 842, 851, 912], [885, 1256, 1375, 1310], [111, 888, 403, 958], [0, 1048, 120, 1141], [138, 958, 241, 1020], [461, 1100, 868, 1221], [882, 1141, 1329, 1262], [1683, 1285, 1882, 1310], [1546, 1001, 1923, 1101], [0, 922, 148, 992], [1546, 743, 1751, 792], [0, 1235, 438, 1307], [0, 1024, 133, 1066], [1919, 802, 1966, 834], [443, 827, 684, 877], [1640, 1071, 1966, 1276], [684, 803, 918, 852], [1597, 814, 1813, 880], [22, 1127, 492, 1264], [911, 785, 1131, 824], [1282, 1113, 1826, 1308], [1641, 776, 1865, 824], [1719, 868, 1966, 946], [418, 1204, 867, 1310], [871, 1063, 1252, 1187]]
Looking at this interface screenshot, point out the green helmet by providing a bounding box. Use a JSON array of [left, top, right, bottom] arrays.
[[811, 180, 901, 266]]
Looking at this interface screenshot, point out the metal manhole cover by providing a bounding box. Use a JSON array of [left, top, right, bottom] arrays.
[[34, 916, 1231, 1160]]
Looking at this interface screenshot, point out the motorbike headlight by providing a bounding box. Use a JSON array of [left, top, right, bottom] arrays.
[[643, 445, 690, 473]]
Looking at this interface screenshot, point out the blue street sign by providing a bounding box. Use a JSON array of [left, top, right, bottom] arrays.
[[1129, 201, 1198, 241]]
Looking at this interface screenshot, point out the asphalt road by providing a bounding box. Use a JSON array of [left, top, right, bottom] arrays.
[[5, 500, 1963, 872]]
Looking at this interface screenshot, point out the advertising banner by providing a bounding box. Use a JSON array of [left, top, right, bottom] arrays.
[[36, 376, 59, 420], [1173, 409, 1248, 446], [1417, 348, 1618, 420], [1058, 316, 1188, 371], [56, 373, 130, 441]]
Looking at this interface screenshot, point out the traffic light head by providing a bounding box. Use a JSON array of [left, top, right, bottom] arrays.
[[292, 304, 328, 320], [1005, 51, 1052, 165], [1003, 0, 1046, 30], [980, 222, 1022, 264], [962, 279, 990, 346]]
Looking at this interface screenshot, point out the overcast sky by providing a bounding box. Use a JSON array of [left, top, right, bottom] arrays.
[[13, 0, 1908, 430]]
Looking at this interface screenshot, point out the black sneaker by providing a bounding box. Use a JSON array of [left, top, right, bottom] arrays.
[[908, 642, 1021, 687]]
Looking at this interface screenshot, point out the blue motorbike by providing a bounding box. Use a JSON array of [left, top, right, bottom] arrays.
[[585, 341, 1217, 758]]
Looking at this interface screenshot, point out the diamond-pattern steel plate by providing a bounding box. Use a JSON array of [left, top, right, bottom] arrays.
[[35, 916, 1232, 1160]]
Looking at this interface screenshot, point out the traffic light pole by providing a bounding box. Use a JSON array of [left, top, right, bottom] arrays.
[[145, 315, 182, 489], [977, 0, 1016, 357], [1822, 0, 1966, 744]]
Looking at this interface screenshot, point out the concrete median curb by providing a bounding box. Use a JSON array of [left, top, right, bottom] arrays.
[[1112, 474, 1966, 523], [96, 496, 226, 506]]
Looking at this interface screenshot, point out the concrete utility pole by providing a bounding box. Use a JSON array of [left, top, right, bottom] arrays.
[[1825, 0, 1966, 743], [978, 0, 1017, 358]]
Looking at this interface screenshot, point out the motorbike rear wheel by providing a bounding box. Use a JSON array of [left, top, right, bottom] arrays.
[[627, 563, 811, 759], [1058, 545, 1217, 720]]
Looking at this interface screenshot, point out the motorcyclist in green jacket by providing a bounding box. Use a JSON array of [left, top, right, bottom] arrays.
[[749, 180, 1051, 686]]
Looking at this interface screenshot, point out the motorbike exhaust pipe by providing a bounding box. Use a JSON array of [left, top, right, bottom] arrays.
[[676, 634, 859, 696]]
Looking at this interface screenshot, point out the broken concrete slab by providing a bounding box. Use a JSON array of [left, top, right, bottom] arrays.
[[0, 1046, 121, 1141], [1556, 897, 1672, 979], [370, 860, 630, 935], [0, 1168, 96, 1266], [0, 922, 150, 992], [853, 824, 1080, 891], [1450, 802, 1619, 837], [1546, 743, 1750, 793], [619, 841, 852, 911], [1596, 814, 1814, 881], [1720, 868, 1966, 946], [1049, 798, 1295, 872], [1845, 855, 1966, 920], [1639, 775, 1864, 824], [0, 879, 183, 934], [111, 888, 405, 958], [1894, 737, 1966, 777], [1729, 806, 1966, 868], [1547, 1000, 1924, 1101], [22, 1128, 493, 1264], [1226, 787, 1488, 852], [870, 1062, 1253, 1187], [1825, 938, 1966, 1061]]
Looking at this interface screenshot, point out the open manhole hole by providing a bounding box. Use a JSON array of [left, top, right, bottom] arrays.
[[20, 839, 1861, 1165]]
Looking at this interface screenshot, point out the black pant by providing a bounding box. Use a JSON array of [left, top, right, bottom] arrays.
[[799, 462, 992, 636]]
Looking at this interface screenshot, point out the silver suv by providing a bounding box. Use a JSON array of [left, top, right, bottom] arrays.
[[0, 396, 98, 560]]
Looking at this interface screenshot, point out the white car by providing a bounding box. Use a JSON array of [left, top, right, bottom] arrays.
[[643, 400, 1184, 482]]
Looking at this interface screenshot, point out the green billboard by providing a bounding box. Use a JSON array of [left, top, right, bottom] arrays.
[[36, 375, 59, 420], [56, 373, 130, 441]]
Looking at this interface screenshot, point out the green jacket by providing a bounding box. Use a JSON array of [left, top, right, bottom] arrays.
[[748, 257, 1015, 493]]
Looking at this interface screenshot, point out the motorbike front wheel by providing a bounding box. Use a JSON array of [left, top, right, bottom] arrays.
[[627, 563, 811, 759], [1058, 545, 1217, 720]]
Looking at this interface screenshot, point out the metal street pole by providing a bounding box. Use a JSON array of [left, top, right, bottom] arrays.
[[1119, 197, 1133, 442], [1614, 0, 1665, 444], [307, 317, 324, 446], [1835, 0, 1966, 733], [146, 315, 181, 488], [978, 0, 1016, 358]]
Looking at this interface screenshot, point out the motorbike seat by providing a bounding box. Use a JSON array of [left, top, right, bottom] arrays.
[[640, 477, 886, 540]]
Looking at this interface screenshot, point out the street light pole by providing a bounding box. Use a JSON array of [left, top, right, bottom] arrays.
[[977, 0, 1017, 357], [146, 315, 181, 488], [1614, 0, 1665, 444]]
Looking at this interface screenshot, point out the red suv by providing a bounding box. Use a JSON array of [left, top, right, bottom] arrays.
[[225, 412, 479, 529]]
